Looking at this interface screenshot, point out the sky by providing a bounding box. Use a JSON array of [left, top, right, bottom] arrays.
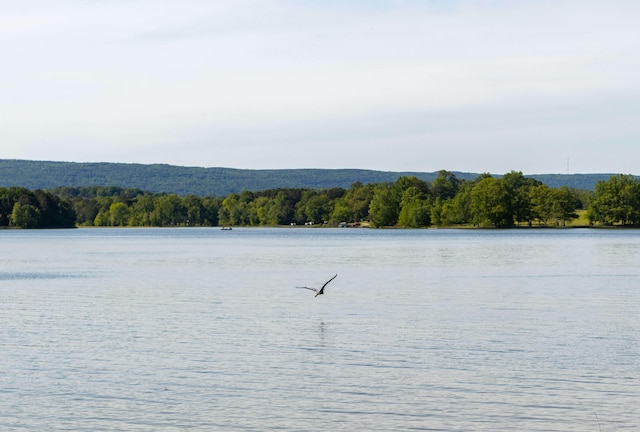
[[2, 0, 639, 174]]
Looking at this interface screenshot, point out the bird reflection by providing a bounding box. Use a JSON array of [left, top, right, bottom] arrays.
[[318, 320, 326, 347]]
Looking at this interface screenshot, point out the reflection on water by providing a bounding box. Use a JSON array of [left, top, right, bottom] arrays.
[[0, 228, 638, 431], [317, 320, 327, 348]]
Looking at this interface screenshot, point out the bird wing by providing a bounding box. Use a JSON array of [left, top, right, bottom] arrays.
[[321, 274, 338, 290], [296, 286, 318, 293]]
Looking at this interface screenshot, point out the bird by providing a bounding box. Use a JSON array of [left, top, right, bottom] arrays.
[[296, 274, 337, 297]]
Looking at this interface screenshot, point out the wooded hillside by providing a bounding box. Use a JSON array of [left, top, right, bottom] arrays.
[[0, 160, 625, 195]]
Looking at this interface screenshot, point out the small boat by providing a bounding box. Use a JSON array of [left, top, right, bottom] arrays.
[[221, 227, 232, 230]]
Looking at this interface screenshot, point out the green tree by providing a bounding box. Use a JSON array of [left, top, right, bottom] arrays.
[[129, 194, 156, 226], [470, 177, 513, 227], [11, 202, 40, 228], [94, 196, 117, 219], [431, 170, 460, 200], [218, 193, 241, 226], [72, 197, 99, 226], [397, 186, 431, 227], [247, 196, 271, 225], [108, 202, 130, 226], [295, 191, 331, 224], [329, 197, 352, 224], [502, 171, 540, 226], [2, 188, 76, 228], [550, 187, 579, 226], [369, 184, 400, 227], [153, 194, 186, 226], [183, 195, 207, 226], [329, 182, 374, 224], [202, 197, 221, 226], [267, 191, 296, 225], [529, 184, 554, 225], [589, 174, 640, 225], [437, 181, 473, 226], [0, 188, 14, 226], [395, 176, 430, 196], [93, 209, 109, 226]]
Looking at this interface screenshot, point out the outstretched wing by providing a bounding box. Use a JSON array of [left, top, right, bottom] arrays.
[[296, 286, 318, 293], [321, 274, 338, 290]]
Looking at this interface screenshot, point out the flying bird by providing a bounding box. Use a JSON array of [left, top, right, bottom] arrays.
[[296, 274, 337, 297]]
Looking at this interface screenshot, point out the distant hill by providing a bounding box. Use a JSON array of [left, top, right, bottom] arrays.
[[0, 159, 626, 196]]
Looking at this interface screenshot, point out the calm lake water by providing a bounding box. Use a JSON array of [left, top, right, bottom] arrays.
[[1, 227, 638, 431]]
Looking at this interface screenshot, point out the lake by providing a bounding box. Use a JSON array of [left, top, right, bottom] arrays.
[[1, 227, 638, 431]]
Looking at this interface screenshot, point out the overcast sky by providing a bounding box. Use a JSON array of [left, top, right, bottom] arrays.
[[2, 1, 639, 174]]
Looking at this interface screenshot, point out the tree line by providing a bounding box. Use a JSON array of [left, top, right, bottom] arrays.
[[0, 187, 76, 228], [2, 171, 640, 228]]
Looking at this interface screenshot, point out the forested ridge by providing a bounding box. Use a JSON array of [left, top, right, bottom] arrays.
[[3, 171, 640, 229], [0, 159, 627, 196]]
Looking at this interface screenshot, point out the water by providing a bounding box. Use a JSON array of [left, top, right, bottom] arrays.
[[1, 228, 638, 431]]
